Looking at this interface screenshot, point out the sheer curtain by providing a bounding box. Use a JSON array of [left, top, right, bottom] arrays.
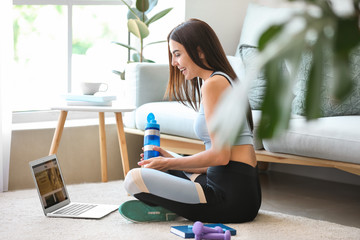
[[0, 1, 13, 192]]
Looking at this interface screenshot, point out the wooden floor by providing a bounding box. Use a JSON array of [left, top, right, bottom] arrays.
[[259, 171, 360, 228]]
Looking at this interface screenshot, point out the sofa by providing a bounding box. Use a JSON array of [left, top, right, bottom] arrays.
[[121, 3, 360, 176]]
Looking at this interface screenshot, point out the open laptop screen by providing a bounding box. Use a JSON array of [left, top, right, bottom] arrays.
[[32, 158, 68, 209]]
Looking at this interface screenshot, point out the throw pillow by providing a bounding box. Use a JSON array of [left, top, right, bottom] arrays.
[[239, 44, 267, 110], [239, 44, 290, 110], [292, 48, 360, 117]]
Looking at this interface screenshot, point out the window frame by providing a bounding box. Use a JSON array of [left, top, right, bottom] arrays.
[[12, 0, 130, 124]]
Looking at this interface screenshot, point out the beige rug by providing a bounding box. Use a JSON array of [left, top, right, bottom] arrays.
[[1, 180, 359, 240]]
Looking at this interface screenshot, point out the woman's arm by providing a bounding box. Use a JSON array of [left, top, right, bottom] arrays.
[[140, 146, 208, 173], [138, 147, 230, 171]]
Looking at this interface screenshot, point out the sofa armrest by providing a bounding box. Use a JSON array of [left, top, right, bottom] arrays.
[[125, 62, 169, 107], [123, 63, 169, 128]]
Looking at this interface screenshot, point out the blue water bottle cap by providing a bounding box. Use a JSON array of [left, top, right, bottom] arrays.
[[146, 113, 159, 129]]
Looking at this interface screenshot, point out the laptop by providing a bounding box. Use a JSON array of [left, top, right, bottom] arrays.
[[29, 154, 119, 219]]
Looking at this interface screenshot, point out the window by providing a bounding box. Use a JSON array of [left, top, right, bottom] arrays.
[[12, 0, 184, 122]]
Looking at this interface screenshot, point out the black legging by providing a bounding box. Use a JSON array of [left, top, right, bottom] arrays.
[[132, 161, 262, 223]]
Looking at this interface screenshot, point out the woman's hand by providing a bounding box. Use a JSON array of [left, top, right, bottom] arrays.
[[140, 146, 174, 161], [138, 156, 171, 171], [139, 146, 174, 171], [153, 146, 174, 158]]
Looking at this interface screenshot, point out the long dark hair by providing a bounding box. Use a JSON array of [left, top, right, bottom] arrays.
[[166, 18, 253, 132]]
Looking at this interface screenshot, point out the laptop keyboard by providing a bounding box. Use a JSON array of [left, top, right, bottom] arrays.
[[53, 204, 97, 216]]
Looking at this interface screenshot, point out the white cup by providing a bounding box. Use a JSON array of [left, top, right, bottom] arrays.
[[80, 82, 108, 95]]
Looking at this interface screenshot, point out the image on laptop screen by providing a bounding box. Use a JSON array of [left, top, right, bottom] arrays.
[[32, 159, 68, 209]]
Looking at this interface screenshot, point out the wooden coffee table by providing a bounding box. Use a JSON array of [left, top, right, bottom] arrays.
[[50, 105, 135, 182]]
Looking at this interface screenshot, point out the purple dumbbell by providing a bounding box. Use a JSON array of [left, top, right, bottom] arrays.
[[193, 221, 229, 240], [202, 230, 231, 240]]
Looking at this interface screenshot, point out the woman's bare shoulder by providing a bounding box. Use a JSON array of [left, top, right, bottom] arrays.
[[202, 74, 231, 96]]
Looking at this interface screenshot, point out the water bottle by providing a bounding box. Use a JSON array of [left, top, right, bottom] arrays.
[[143, 113, 160, 160]]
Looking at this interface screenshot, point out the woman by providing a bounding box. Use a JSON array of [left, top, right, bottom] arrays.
[[120, 18, 261, 223]]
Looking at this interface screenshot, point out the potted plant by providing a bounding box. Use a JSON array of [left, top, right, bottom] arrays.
[[113, 0, 172, 79]]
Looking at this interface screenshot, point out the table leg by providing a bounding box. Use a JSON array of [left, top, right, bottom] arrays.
[[99, 112, 108, 182], [49, 110, 68, 155], [115, 112, 130, 178]]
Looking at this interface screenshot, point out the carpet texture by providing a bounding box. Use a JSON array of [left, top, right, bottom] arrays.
[[1, 180, 359, 240]]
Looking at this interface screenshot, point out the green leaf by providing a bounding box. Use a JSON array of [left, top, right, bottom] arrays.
[[209, 1, 360, 147], [128, 19, 149, 39], [120, 0, 140, 20], [143, 58, 155, 63], [112, 41, 138, 52], [121, 71, 126, 80], [332, 54, 353, 100], [127, 8, 148, 22], [334, 18, 360, 55], [258, 58, 292, 139], [255, 27, 308, 138], [131, 52, 155, 63], [331, 17, 358, 100], [305, 41, 323, 119], [145, 8, 173, 26], [136, 0, 149, 12], [144, 40, 166, 48], [112, 70, 126, 80], [131, 53, 141, 62], [258, 24, 284, 51]]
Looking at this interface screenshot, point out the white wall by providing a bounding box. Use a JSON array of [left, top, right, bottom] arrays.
[[185, 0, 252, 55], [9, 123, 143, 190]]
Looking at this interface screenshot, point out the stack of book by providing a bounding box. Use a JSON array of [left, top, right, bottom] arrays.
[[63, 94, 117, 106]]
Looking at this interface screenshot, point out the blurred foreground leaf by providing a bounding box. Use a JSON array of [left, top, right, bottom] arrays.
[[210, 0, 360, 148]]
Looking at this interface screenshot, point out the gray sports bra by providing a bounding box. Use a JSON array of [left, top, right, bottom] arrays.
[[193, 71, 253, 150]]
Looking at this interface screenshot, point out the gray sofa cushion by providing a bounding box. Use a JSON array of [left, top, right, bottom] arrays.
[[263, 116, 360, 164]]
